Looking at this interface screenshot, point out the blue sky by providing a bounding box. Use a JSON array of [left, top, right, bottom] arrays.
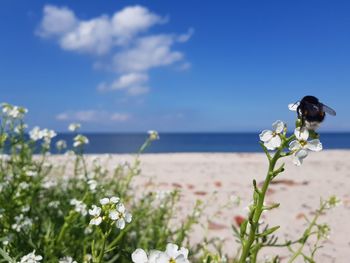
[[0, 0, 349, 132]]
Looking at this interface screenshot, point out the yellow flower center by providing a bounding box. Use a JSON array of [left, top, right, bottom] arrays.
[[300, 140, 307, 147], [169, 258, 176, 263]]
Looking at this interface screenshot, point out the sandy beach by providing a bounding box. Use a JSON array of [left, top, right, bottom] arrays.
[[53, 150, 350, 262]]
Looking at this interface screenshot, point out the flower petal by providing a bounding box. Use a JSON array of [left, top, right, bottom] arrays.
[[307, 139, 322, 152], [116, 203, 125, 213], [116, 218, 125, 229], [99, 198, 109, 205], [289, 140, 301, 151], [165, 243, 179, 258], [259, 130, 273, 142], [155, 253, 169, 263], [296, 148, 308, 159], [294, 128, 309, 141], [264, 140, 277, 150], [109, 210, 118, 220], [175, 254, 189, 263], [272, 120, 285, 134], [149, 250, 162, 263], [293, 149, 308, 166], [131, 248, 148, 263], [179, 247, 189, 258], [269, 135, 282, 148], [125, 212, 132, 223], [89, 217, 102, 225]]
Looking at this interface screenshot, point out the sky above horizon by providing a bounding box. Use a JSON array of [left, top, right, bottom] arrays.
[[1, 1, 349, 132]]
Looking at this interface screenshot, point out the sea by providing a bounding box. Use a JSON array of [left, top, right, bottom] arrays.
[[50, 133, 350, 154]]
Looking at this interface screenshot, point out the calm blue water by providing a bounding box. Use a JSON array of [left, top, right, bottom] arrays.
[[49, 133, 350, 153]]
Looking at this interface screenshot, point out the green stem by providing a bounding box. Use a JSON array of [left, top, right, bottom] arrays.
[[98, 234, 107, 263], [238, 134, 296, 263], [287, 202, 326, 263], [57, 211, 74, 243], [239, 149, 281, 262]]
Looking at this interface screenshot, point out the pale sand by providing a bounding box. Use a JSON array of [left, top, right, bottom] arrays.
[[55, 150, 350, 262]]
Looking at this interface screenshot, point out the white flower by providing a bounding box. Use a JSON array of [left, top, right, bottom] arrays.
[[18, 182, 29, 190], [131, 244, 190, 263], [157, 243, 189, 263], [110, 196, 120, 204], [89, 205, 101, 216], [25, 169, 37, 177], [289, 128, 322, 166], [87, 206, 102, 226], [90, 217, 102, 226], [70, 199, 87, 216], [29, 126, 43, 141], [12, 214, 33, 232], [48, 201, 60, 208], [68, 123, 81, 132], [18, 250, 42, 263], [2, 104, 27, 119], [109, 203, 132, 229], [132, 249, 162, 263], [148, 130, 159, 141], [87, 179, 97, 191], [99, 197, 110, 205], [109, 210, 119, 220], [41, 128, 57, 142], [73, 134, 89, 147], [259, 120, 285, 150], [59, 256, 77, 263], [42, 179, 57, 189], [56, 140, 67, 150], [14, 124, 27, 134]]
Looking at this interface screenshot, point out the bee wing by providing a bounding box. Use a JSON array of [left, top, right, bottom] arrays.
[[288, 101, 300, 111], [322, 103, 336, 116]]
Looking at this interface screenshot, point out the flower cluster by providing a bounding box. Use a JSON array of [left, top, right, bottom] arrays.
[[1, 103, 28, 119], [18, 250, 42, 263], [259, 118, 323, 166], [29, 126, 57, 143], [12, 214, 33, 232], [89, 196, 132, 229], [132, 243, 190, 263]]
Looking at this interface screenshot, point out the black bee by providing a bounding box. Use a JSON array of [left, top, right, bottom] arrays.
[[290, 95, 336, 130]]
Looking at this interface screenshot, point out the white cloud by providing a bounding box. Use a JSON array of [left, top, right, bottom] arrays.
[[37, 5, 77, 37], [113, 34, 183, 72], [60, 16, 114, 55], [98, 73, 148, 90], [37, 5, 192, 95], [38, 5, 165, 54], [110, 113, 130, 121], [177, 28, 194, 43], [111, 5, 167, 45], [56, 110, 130, 122], [127, 86, 150, 96]]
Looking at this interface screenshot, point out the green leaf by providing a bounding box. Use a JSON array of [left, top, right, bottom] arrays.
[[258, 226, 280, 237], [0, 248, 16, 263], [240, 220, 248, 238]]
